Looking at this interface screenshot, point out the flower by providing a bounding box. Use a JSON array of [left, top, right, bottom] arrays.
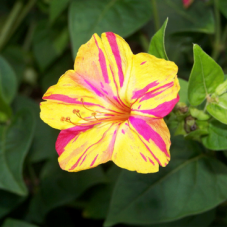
[[182, 0, 194, 8], [40, 32, 180, 174]]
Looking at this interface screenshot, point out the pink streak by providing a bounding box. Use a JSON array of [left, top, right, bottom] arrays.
[[148, 157, 155, 165], [140, 152, 147, 162], [43, 94, 105, 108], [132, 81, 159, 99], [80, 154, 87, 166], [122, 129, 125, 134], [129, 116, 170, 157], [70, 150, 87, 170], [136, 95, 179, 118], [106, 32, 124, 87], [138, 105, 141, 109], [140, 61, 146, 65], [90, 154, 99, 166], [56, 125, 95, 156], [93, 35, 109, 83], [139, 81, 174, 102], [84, 79, 104, 97]]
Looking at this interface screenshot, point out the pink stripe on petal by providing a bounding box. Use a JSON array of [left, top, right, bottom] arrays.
[[56, 125, 95, 156], [80, 154, 87, 166], [129, 116, 170, 157], [90, 154, 99, 166], [136, 95, 179, 118], [122, 129, 125, 134], [132, 81, 159, 99], [93, 35, 109, 83], [84, 79, 104, 97], [148, 157, 155, 165], [140, 152, 147, 162], [106, 32, 124, 87], [140, 61, 146, 65]]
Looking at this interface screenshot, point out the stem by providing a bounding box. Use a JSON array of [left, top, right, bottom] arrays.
[[211, 0, 221, 60], [0, 1, 23, 51], [151, 0, 160, 31], [23, 21, 36, 51]]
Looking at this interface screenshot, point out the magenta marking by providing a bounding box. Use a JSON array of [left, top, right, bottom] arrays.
[[148, 157, 155, 165], [106, 32, 124, 87], [90, 154, 99, 167], [125, 123, 129, 126], [140, 61, 146, 65], [93, 35, 109, 83], [129, 116, 170, 157], [140, 153, 147, 162], [101, 88, 109, 95], [132, 81, 159, 99], [139, 81, 174, 102], [100, 82, 104, 88], [80, 155, 87, 166], [122, 129, 125, 134], [56, 125, 95, 156], [135, 95, 179, 118], [138, 105, 141, 109], [70, 150, 87, 170], [84, 79, 104, 97]]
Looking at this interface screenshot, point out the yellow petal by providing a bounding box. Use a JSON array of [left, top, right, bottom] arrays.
[[112, 116, 171, 173], [58, 122, 119, 172]]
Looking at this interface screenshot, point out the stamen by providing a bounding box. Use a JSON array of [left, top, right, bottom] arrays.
[[60, 117, 65, 121], [92, 112, 99, 120], [81, 98, 94, 112], [72, 108, 89, 121], [65, 117, 75, 125]]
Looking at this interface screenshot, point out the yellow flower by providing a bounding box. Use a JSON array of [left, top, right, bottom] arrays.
[[40, 32, 180, 173]]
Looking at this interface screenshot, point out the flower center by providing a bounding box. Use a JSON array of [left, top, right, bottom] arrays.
[[61, 98, 131, 125]]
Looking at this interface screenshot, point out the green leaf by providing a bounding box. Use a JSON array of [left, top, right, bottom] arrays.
[[148, 18, 168, 60], [27, 159, 106, 223], [0, 56, 17, 104], [152, 209, 216, 227], [69, 0, 152, 57], [83, 164, 122, 219], [188, 44, 224, 106], [0, 190, 25, 219], [178, 78, 189, 103], [190, 107, 210, 120], [104, 136, 227, 226], [155, 0, 215, 34], [13, 96, 59, 163], [218, 0, 227, 17], [2, 218, 37, 227], [0, 109, 35, 195], [202, 120, 227, 150], [32, 20, 69, 71], [49, 0, 70, 24]]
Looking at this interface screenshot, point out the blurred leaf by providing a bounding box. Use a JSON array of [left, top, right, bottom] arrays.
[[2, 46, 26, 83], [104, 135, 227, 226], [26, 159, 106, 223], [83, 164, 122, 219], [151, 208, 216, 227], [148, 18, 168, 60], [69, 0, 152, 57], [2, 218, 37, 227], [207, 93, 227, 124], [218, 0, 227, 17], [32, 20, 69, 71], [202, 120, 227, 150], [0, 56, 17, 104], [188, 44, 224, 106], [13, 96, 59, 163], [41, 53, 73, 93], [49, 0, 70, 24], [178, 78, 188, 103], [0, 190, 25, 219], [189, 107, 210, 120], [0, 109, 35, 195], [156, 0, 215, 34]]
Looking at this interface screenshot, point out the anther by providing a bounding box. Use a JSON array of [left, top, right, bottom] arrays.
[[73, 109, 80, 114], [92, 112, 99, 120], [60, 117, 65, 121]]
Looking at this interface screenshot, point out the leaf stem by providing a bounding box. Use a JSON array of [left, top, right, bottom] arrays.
[[211, 0, 221, 60], [151, 0, 160, 31], [0, 1, 23, 52]]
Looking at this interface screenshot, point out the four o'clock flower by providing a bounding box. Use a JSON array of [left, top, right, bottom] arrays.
[[40, 32, 180, 174]]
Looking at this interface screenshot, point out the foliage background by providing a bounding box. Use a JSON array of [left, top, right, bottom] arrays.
[[0, 0, 227, 226]]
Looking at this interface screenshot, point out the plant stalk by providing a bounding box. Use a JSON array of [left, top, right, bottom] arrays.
[[151, 0, 160, 31]]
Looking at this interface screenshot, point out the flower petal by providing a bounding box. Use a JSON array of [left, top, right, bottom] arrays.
[[58, 122, 119, 172], [128, 53, 180, 118], [101, 32, 133, 105], [74, 33, 130, 112], [112, 116, 171, 173]]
